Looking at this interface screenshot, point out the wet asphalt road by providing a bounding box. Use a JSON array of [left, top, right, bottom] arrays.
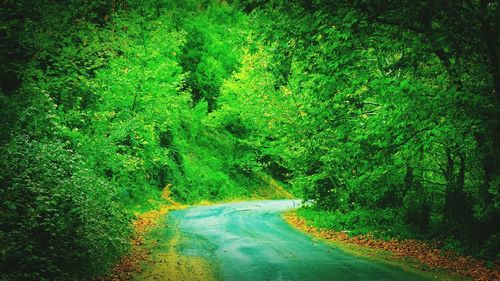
[[168, 200, 431, 281]]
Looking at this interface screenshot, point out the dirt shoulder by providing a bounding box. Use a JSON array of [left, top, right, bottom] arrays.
[[99, 204, 176, 280], [100, 188, 216, 281], [129, 208, 216, 281], [283, 210, 499, 281]]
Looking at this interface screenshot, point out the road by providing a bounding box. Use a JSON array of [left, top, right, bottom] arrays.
[[167, 200, 431, 281]]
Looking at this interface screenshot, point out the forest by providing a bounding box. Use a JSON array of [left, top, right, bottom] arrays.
[[0, 0, 499, 280]]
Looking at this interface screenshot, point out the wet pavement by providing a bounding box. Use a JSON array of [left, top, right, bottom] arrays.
[[168, 200, 431, 281]]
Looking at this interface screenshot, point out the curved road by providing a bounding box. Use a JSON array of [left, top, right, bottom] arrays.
[[168, 200, 431, 281]]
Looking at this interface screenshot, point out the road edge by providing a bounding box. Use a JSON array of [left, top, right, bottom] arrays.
[[282, 209, 484, 281]]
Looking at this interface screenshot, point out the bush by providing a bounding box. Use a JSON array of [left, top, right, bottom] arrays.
[[0, 135, 131, 280]]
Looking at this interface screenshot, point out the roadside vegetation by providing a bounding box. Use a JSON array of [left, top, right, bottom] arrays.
[[1, 0, 498, 280]]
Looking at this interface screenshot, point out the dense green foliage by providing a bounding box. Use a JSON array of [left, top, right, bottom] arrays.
[[1, 0, 499, 279], [0, 1, 259, 279], [217, 0, 500, 258]]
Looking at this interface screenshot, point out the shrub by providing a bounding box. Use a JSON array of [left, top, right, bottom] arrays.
[[0, 135, 131, 280]]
